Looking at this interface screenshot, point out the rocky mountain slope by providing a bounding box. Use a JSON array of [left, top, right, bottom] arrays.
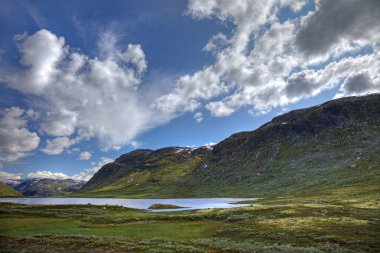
[[7, 179, 85, 197], [0, 182, 23, 197], [76, 94, 380, 198]]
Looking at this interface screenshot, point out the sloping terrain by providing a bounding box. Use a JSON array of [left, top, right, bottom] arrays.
[[78, 147, 211, 197], [0, 182, 23, 197], [76, 94, 380, 198]]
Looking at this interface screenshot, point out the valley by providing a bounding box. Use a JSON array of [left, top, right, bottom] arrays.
[[1, 189, 379, 252], [1, 94, 379, 252]]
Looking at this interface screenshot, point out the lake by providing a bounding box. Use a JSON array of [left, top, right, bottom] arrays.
[[0, 197, 256, 212]]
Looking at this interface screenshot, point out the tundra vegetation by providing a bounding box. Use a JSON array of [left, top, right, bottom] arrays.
[[1, 95, 379, 252], [0, 187, 379, 252]]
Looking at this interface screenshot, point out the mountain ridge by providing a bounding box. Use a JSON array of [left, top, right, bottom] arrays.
[[3, 178, 85, 197], [76, 94, 380, 198]]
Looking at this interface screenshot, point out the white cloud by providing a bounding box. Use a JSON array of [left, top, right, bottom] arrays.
[[24, 157, 113, 182], [71, 157, 113, 181], [40, 109, 77, 137], [11, 29, 66, 94], [130, 141, 142, 149], [4, 29, 168, 154], [41, 137, 76, 155], [27, 170, 70, 180], [203, 33, 229, 54], [0, 107, 40, 167], [0, 171, 22, 181], [79, 151, 91, 160], [152, 65, 228, 115], [206, 101, 235, 117], [194, 112, 203, 123], [2, 1, 379, 165], [286, 52, 380, 100], [121, 44, 147, 74], [154, 0, 380, 118]]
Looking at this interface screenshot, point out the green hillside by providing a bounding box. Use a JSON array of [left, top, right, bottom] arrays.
[[0, 182, 23, 197], [76, 94, 380, 198]]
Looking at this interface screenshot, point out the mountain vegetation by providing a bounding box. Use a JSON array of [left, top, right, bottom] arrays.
[[2, 94, 379, 253], [1, 192, 379, 252], [76, 94, 380, 198], [0, 182, 23, 197]]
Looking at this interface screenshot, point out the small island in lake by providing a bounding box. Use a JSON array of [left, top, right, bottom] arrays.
[[148, 204, 185, 209]]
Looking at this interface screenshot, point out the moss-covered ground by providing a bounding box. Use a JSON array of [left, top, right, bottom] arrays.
[[1, 186, 379, 252]]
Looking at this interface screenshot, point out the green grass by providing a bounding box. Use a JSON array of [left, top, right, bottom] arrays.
[[0, 217, 220, 241], [2, 95, 380, 251], [148, 204, 185, 209], [72, 126, 380, 200], [1, 186, 379, 252], [5, 138, 378, 251], [0, 182, 23, 197]]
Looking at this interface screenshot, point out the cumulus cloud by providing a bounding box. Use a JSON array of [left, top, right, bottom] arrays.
[[71, 157, 113, 181], [25, 157, 113, 181], [296, 0, 380, 56], [206, 101, 235, 117], [27, 171, 70, 180], [41, 137, 76, 155], [0, 171, 22, 181], [203, 33, 229, 54], [11, 29, 66, 94], [0, 107, 40, 167], [342, 73, 374, 94], [4, 29, 167, 154], [194, 112, 203, 123], [121, 44, 147, 74], [154, 0, 380, 118], [79, 151, 92, 160], [40, 109, 77, 137], [152, 65, 227, 116], [2, 0, 380, 165], [336, 70, 380, 98]]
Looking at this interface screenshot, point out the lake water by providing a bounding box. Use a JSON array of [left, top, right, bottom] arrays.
[[0, 197, 256, 212]]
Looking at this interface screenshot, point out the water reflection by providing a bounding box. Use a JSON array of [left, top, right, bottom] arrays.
[[0, 197, 256, 212]]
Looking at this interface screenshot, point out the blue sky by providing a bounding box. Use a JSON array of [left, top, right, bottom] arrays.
[[0, 0, 379, 181]]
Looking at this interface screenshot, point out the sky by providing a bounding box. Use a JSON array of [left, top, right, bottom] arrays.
[[0, 0, 379, 182]]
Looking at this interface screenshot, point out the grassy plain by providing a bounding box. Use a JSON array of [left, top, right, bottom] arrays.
[[1, 186, 379, 252]]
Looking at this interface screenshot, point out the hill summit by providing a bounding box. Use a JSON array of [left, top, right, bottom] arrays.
[[76, 94, 380, 198]]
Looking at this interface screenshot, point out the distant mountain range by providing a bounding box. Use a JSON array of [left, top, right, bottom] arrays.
[[74, 94, 380, 198], [2, 178, 85, 197]]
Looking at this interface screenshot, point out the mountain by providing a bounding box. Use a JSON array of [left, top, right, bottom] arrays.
[[76, 94, 380, 198], [2, 179, 24, 188], [10, 178, 85, 197], [0, 182, 23, 197]]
